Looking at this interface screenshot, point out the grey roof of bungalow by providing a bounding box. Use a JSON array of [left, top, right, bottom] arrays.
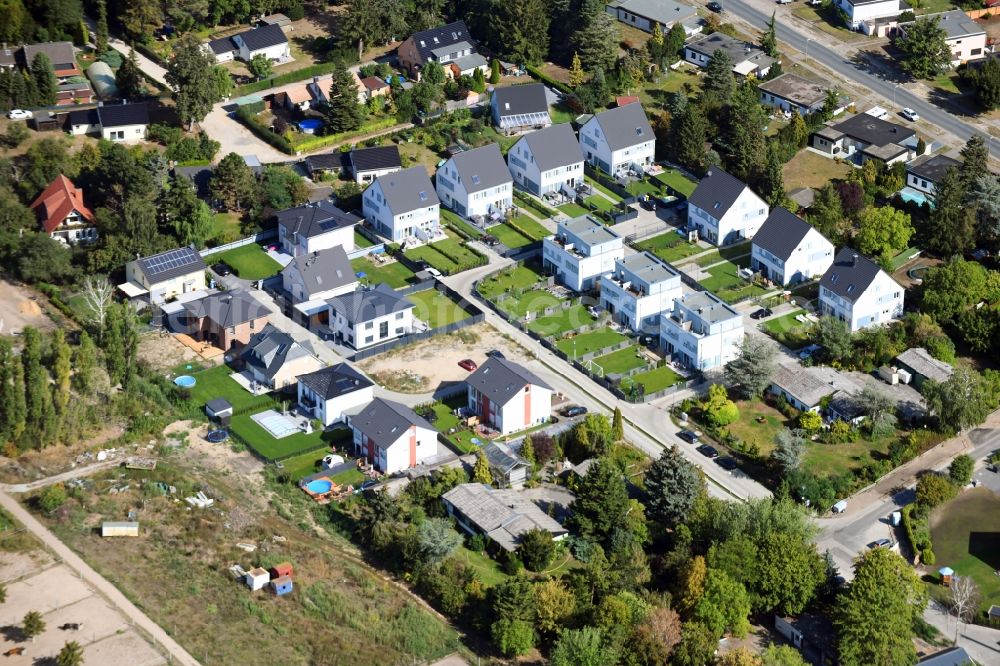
[[441, 483, 567, 551], [895, 347, 954, 383], [771, 363, 834, 408]]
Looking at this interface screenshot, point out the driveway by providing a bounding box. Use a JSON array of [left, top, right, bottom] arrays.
[[200, 103, 292, 164]]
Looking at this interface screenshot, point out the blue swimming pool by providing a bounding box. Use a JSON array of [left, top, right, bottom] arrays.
[[898, 187, 933, 209], [305, 479, 333, 494], [174, 375, 197, 388], [298, 119, 323, 134]]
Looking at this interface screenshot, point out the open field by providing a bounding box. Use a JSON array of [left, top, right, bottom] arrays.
[[555, 328, 628, 357], [408, 289, 474, 328], [351, 256, 417, 288], [635, 231, 702, 264], [593, 346, 649, 374], [801, 435, 894, 478], [791, 5, 868, 41], [782, 151, 852, 191], [0, 279, 57, 335], [214, 244, 283, 280], [930, 488, 1000, 613]]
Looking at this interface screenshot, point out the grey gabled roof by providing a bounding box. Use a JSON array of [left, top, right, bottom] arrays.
[[237, 23, 287, 51], [448, 143, 512, 193], [591, 103, 653, 151], [183, 289, 270, 328], [304, 152, 349, 173], [520, 123, 584, 173], [607, 0, 698, 25], [208, 36, 236, 54], [136, 247, 206, 283], [916, 647, 973, 666], [688, 166, 750, 217], [98, 103, 149, 128], [297, 362, 373, 400], [282, 246, 356, 296], [492, 83, 548, 118], [441, 483, 567, 551], [276, 200, 361, 240], [241, 323, 309, 380], [752, 208, 817, 262], [466, 357, 552, 405], [373, 166, 439, 215], [408, 21, 475, 63], [326, 283, 414, 325], [351, 397, 435, 449], [895, 347, 953, 383], [820, 247, 888, 303]]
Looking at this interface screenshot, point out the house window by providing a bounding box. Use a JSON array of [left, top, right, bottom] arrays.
[[365, 336, 373, 344], [395, 312, 404, 320], [972, 48, 982, 56], [379, 321, 388, 337]]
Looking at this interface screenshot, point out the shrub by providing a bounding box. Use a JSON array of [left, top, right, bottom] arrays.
[[798, 411, 822, 433], [948, 454, 974, 486], [915, 472, 956, 509], [519, 528, 556, 572], [234, 108, 294, 154], [38, 484, 67, 514], [921, 547, 935, 565]]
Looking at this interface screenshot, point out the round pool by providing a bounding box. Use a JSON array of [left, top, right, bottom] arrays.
[[174, 375, 197, 388], [206, 429, 228, 443], [305, 479, 333, 494], [907, 265, 931, 283], [298, 119, 323, 134]]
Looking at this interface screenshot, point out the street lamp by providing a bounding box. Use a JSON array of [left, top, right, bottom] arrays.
[[804, 38, 814, 60], [892, 83, 901, 108]]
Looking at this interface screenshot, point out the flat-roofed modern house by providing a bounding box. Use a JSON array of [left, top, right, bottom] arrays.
[[349, 397, 438, 474], [922, 10, 987, 64], [600, 252, 682, 332], [542, 215, 624, 292], [325, 283, 415, 350], [687, 167, 769, 246], [660, 291, 744, 370], [30, 174, 96, 245], [811, 112, 918, 165], [818, 248, 904, 331], [179, 289, 271, 351], [895, 347, 954, 389], [507, 123, 585, 196], [207, 23, 290, 63], [297, 363, 375, 427], [281, 246, 358, 323], [347, 145, 403, 184], [397, 21, 487, 79], [605, 0, 700, 35], [240, 323, 323, 392], [121, 247, 207, 305], [69, 103, 150, 142], [362, 167, 441, 243], [751, 208, 835, 286], [276, 200, 360, 257], [578, 103, 655, 176], [684, 32, 776, 78], [435, 143, 513, 221], [491, 83, 551, 134], [905, 154, 961, 198], [442, 483, 568, 551], [757, 73, 830, 115], [466, 357, 553, 435], [835, 0, 906, 33]]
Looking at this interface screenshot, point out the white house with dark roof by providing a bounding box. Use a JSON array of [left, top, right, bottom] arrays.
[[684, 32, 776, 78], [297, 363, 375, 427], [276, 200, 361, 257], [349, 397, 438, 474], [818, 248, 904, 331], [68, 103, 149, 142], [686, 167, 768, 246], [241, 323, 322, 392], [347, 145, 402, 184], [121, 247, 207, 304], [660, 291, 744, 370], [490, 83, 551, 134], [466, 357, 553, 435], [542, 215, 624, 291], [397, 21, 486, 79], [325, 283, 415, 350], [600, 252, 682, 332], [905, 154, 961, 198], [751, 208, 834, 286], [757, 73, 830, 115], [362, 166, 441, 243], [605, 0, 699, 35], [578, 103, 655, 176], [507, 124, 585, 197], [811, 112, 918, 165], [281, 245, 358, 320], [207, 23, 290, 63], [442, 483, 568, 551], [435, 143, 513, 220], [835, 0, 906, 33]]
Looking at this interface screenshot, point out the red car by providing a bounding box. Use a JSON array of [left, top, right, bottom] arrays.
[[458, 359, 478, 371]]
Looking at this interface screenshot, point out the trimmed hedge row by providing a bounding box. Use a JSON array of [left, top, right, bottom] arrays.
[[514, 190, 557, 219], [235, 107, 294, 154], [525, 65, 573, 95], [291, 117, 399, 153], [234, 62, 339, 96], [901, 503, 934, 565]]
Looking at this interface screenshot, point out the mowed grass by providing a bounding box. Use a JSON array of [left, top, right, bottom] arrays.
[[214, 244, 282, 280], [354, 231, 375, 248], [510, 214, 550, 240], [654, 169, 697, 197], [477, 263, 546, 299], [725, 400, 792, 458], [408, 288, 474, 328], [585, 195, 615, 212], [930, 488, 1000, 613], [699, 260, 768, 303], [229, 412, 339, 461], [559, 202, 590, 217], [761, 309, 811, 336], [585, 176, 623, 203], [556, 328, 628, 357], [442, 209, 482, 238], [498, 288, 563, 319], [593, 346, 648, 374], [491, 222, 535, 249], [404, 232, 481, 274], [636, 231, 702, 264], [528, 303, 597, 337], [188, 365, 275, 413], [279, 428, 354, 480], [626, 365, 683, 393], [801, 435, 893, 479], [453, 546, 508, 587], [351, 256, 417, 288]]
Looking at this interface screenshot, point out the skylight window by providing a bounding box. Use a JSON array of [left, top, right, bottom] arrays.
[[846, 285, 855, 293], [471, 174, 481, 185], [635, 127, 643, 135], [830, 274, 839, 283], [419, 191, 428, 201]]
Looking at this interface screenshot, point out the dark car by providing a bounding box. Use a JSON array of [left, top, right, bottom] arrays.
[[640, 196, 656, 211], [715, 456, 738, 471], [486, 349, 506, 359], [563, 405, 588, 418], [707, 1, 723, 11], [697, 444, 720, 459], [212, 261, 232, 276], [678, 430, 700, 444], [354, 479, 379, 494], [750, 307, 773, 320]]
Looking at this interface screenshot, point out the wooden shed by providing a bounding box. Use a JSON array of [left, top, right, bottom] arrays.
[[101, 521, 139, 537], [269, 562, 293, 579], [270, 575, 293, 596]]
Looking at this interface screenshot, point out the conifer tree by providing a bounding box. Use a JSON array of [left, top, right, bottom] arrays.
[[568, 52, 586, 88]]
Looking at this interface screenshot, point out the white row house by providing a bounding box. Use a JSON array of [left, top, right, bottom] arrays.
[[751, 208, 835, 286], [599, 252, 682, 333], [578, 103, 655, 176], [349, 397, 438, 474], [466, 357, 553, 435], [687, 167, 769, 246], [660, 291, 744, 371], [818, 248, 904, 331], [436, 143, 513, 220], [362, 167, 441, 243], [542, 215, 624, 292], [507, 123, 585, 196]]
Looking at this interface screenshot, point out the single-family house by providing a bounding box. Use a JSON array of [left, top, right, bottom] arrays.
[[811, 112, 918, 165], [835, 0, 906, 33], [895, 347, 954, 389], [347, 145, 403, 184], [207, 23, 290, 63], [757, 73, 830, 115], [600, 252, 682, 332], [466, 357, 553, 435], [174, 165, 214, 200], [277, 81, 314, 111], [56, 82, 95, 106], [120, 247, 207, 305], [349, 397, 438, 474], [442, 483, 568, 551], [21, 42, 81, 79], [481, 441, 531, 489], [605, 0, 700, 35], [362, 167, 441, 243], [490, 83, 551, 134], [178, 289, 271, 351], [277, 200, 361, 257], [281, 245, 358, 315], [686, 167, 769, 246], [303, 152, 349, 179], [68, 103, 150, 142], [684, 32, 776, 78], [359, 76, 391, 101], [768, 363, 833, 413], [898, 11, 987, 64], [507, 123, 585, 196], [818, 248, 904, 331], [660, 291, 744, 370], [751, 208, 835, 286], [397, 21, 487, 79], [828, 390, 866, 425], [325, 283, 415, 350], [29, 174, 96, 245], [241, 323, 323, 392], [578, 103, 655, 176], [436, 143, 513, 220], [297, 363, 375, 427], [916, 647, 975, 666], [905, 154, 961, 198], [542, 215, 624, 291]]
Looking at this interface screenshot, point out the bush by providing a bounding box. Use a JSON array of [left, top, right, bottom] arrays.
[[292, 117, 398, 153], [526, 65, 573, 94], [2, 122, 30, 148], [915, 472, 956, 509], [519, 528, 556, 572], [798, 411, 822, 433], [948, 454, 974, 486], [234, 107, 294, 154], [38, 484, 67, 514]]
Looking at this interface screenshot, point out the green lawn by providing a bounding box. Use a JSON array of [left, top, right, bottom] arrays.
[[354, 231, 374, 248], [725, 400, 792, 458], [420, 397, 480, 454], [230, 413, 343, 461], [453, 546, 508, 587], [207, 212, 243, 245], [511, 215, 551, 240], [558, 202, 590, 218], [625, 179, 661, 197], [404, 232, 481, 274], [555, 328, 628, 357], [623, 365, 683, 394], [585, 195, 615, 213], [593, 346, 648, 374], [890, 247, 922, 271], [477, 263, 547, 300], [695, 244, 751, 268], [442, 209, 482, 238], [498, 288, 564, 319], [408, 288, 474, 328], [636, 231, 702, 264], [328, 467, 366, 487], [549, 103, 577, 126], [350, 256, 417, 288], [930, 488, 1000, 614], [930, 73, 961, 95], [760, 309, 818, 349], [782, 150, 853, 192], [699, 261, 768, 303], [279, 429, 354, 480], [801, 435, 893, 479], [585, 176, 623, 203], [790, 5, 868, 42], [213, 244, 282, 280], [490, 221, 541, 250], [654, 169, 697, 197], [528, 303, 597, 337], [188, 365, 275, 413]]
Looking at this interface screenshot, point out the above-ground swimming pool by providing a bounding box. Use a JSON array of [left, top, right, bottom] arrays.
[[298, 119, 323, 134], [305, 479, 333, 494], [206, 429, 229, 443], [907, 265, 931, 283], [174, 375, 196, 388]]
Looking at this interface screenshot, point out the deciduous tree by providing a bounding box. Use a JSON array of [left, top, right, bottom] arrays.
[[533, 578, 575, 635], [692, 568, 751, 638], [895, 17, 950, 79], [855, 385, 897, 438], [920, 257, 1000, 324], [856, 206, 913, 268], [166, 35, 225, 130], [755, 531, 825, 615], [725, 334, 777, 399], [702, 384, 739, 427], [818, 316, 853, 363], [22, 610, 44, 642], [967, 56, 1000, 110], [248, 54, 273, 81], [923, 366, 994, 434], [550, 626, 613, 666]]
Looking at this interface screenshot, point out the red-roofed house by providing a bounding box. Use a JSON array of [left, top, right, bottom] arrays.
[[360, 76, 390, 101], [29, 174, 97, 245]]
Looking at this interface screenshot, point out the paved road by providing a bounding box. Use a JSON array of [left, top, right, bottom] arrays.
[[726, 0, 999, 159], [82, 18, 169, 87]]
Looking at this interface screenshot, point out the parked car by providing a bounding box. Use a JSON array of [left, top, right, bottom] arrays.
[[563, 405, 588, 417], [750, 307, 773, 320], [212, 261, 233, 276], [798, 343, 822, 360], [900, 108, 919, 122], [458, 359, 478, 371], [716, 456, 738, 471], [869, 538, 893, 549], [640, 196, 656, 211], [697, 444, 719, 459], [776, 0, 792, 4], [7, 109, 32, 120], [678, 430, 700, 444], [707, 1, 723, 10], [486, 349, 506, 359], [354, 479, 379, 494]]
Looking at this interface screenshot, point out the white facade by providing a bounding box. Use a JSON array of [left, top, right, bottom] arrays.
[[354, 165, 400, 185], [468, 383, 552, 436], [578, 114, 655, 176], [542, 216, 624, 291], [124, 263, 206, 305], [281, 265, 357, 304], [436, 159, 513, 219], [906, 171, 938, 196], [282, 223, 354, 257], [819, 270, 904, 331], [660, 292, 744, 371], [688, 188, 768, 246], [49, 213, 97, 245], [352, 421, 437, 475], [102, 123, 146, 142], [751, 228, 835, 286], [507, 136, 584, 196], [330, 305, 415, 350], [599, 253, 682, 332], [362, 177, 440, 243], [298, 382, 374, 427], [836, 0, 904, 31]]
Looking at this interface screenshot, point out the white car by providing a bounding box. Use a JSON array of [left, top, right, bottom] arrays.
[[7, 109, 32, 120], [901, 108, 919, 122]]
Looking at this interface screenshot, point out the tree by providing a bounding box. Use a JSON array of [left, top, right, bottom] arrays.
[[922, 366, 993, 434], [915, 471, 957, 509], [809, 183, 845, 242], [570, 459, 629, 545], [818, 316, 853, 363], [968, 56, 1000, 110], [761, 12, 779, 58], [644, 445, 702, 527], [29, 53, 57, 107], [212, 65, 234, 100], [166, 35, 224, 130], [491, 0, 550, 66], [79, 276, 114, 334], [761, 645, 809, 666], [489, 59, 501, 84], [327, 63, 365, 133], [472, 450, 493, 485], [162, 176, 213, 247], [22, 610, 44, 641], [759, 144, 787, 208], [665, 23, 687, 62], [703, 49, 736, 106], [725, 335, 777, 399], [948, 453, 975, 486], [718, 648, 763, 666], [895, 17, 950, 79], [416, 517, 462, 563], [959, 135, 989, 190], [755, 531, 825, 615], [568, 52, 586, 87], [518, 528, 555, 571], [677, 555, 707, 613], [73, 331, 97, 393], [95, 0, 109, 53], [855, 385, 897, 438], [702, 384, 739, 427], [259, 165, 309, 211], [949, 575, 981, 642], [113, 49, 143, 100], [550, 627, 613, 666], [52, 329, 71, 413], [671, 622, 717, 666], [211, 153, 258, 212], [920, 257, 1000, 325], [836, 548, 927, 666], [573, 0, 618, 73], [491, 618, 536, 656], [856, 206, 913, 267], [533, 579, 576, 635], [574, 413, 614, 457], [248, 54, 273, 81], [56, 640, 83, 666], [926, 167, 977, 257], [675, 103, 709, 174], [0, 582, 6, 604], [798, 410, 822, 433], [611, 406, 624, 441], [772, 428, 805, 474], [630, 606, 682, 664], [692, 568, 751, 638], [123, 0, 164, 40], [725, 80, 768, 182]]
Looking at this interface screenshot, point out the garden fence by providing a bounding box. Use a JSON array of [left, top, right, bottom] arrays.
[[200, 228, 278, 258]]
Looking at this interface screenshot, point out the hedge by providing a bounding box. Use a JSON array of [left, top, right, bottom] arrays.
[[235, 107, 294, 154], [291, 117, 399, 153], [901, 503, 934, 564], [513, 190, 556, 219], [234, 62, 339, 96], [134, 42, 169, 68], [525, 65, 573, 95]]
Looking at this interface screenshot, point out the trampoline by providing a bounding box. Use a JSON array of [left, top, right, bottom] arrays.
[[250, 409, 301, 439], [206, 429, 229, 443]]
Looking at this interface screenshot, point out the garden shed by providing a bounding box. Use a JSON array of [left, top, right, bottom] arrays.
[[270, 575, 293, 596], [101, 521, 139, 537], [205, 398, 233, 421], [269, 562, 293, 579], [245, 567, 269, 591]]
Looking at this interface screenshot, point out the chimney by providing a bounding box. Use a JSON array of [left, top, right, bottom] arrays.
[[852, 253, 858, 266]]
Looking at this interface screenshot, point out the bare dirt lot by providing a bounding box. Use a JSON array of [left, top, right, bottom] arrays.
[[0, 280, 57, 336], [358, 324, 534, 393], [137, 333, 208, 374], [0, 426, 125, 484]]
